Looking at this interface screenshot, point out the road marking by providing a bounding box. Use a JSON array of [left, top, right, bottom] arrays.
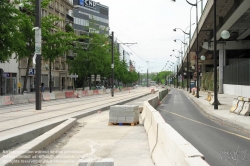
[[158, 108, 250, 141]]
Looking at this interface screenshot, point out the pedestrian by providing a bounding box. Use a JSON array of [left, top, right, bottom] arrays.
[[41, 82, 44, 92]]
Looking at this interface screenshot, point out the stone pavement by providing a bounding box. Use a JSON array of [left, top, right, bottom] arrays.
[[181, 89, 250, 134]]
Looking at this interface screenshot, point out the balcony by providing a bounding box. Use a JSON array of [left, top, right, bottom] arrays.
[[66, 14, 74, 22]]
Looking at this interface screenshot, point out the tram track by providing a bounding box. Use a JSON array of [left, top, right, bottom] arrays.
[[0, 89, 150, 133]]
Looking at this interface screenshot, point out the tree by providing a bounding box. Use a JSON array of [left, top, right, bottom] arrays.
[[42, 15, 77, 92], [68, 30, 111, 89], [0, 0, 21, 62]]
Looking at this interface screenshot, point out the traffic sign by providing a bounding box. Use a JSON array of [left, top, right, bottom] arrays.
[[29, 68, 35, 75]]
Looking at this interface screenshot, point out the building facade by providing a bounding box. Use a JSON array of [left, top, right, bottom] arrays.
[[73, 0, 109, 35]]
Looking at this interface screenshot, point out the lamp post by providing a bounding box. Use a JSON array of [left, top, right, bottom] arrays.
[[35, 0, 42, 110], [174, 27, 191, 91], [111, 31, 114, 97], [146, 61, 149, 87], [213, 0, 218, 109], [186, 0, 199, 98]]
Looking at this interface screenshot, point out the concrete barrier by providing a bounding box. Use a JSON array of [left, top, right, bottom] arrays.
[[42, 93, 51, 101], [142, 92, 209, 165], [141, 101, 149, 124], [93, 89, 99, 95], [49, 93, 56, 100], [148, 96, 159, 109], [205, 92, 212, 101], [159, 89, 168, 101], [234, 100, 244, 114], [0, 96, 14, 106], [209, 95, 214, 105], [229, 99, 239, 113], [152, 123, 206, 166], [0, 97, 3, 106], [143, 104, 156, 134], [106, 89, 111, 94], [27, 94, 36, 102], [82, 90, 88, 96], [88, 90, 93, 96], [65, 91, 76, 98], [148, 111, 165, 155], [75, 90, 82, 98], [13, 95, 29, 104], [240, 101, 250, 116], [54, 92, 66, 99]]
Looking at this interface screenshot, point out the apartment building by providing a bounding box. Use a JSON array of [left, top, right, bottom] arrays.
[[18, 0, 75, 92]]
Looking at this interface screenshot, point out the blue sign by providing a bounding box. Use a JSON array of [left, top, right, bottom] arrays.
[[29, 69, 35, 75], [2, 73, 10, 77], [79, 0, 84, 6], [79, 0, 97, 9]]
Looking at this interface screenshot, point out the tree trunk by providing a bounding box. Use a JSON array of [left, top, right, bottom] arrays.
[[94, 74, 97, 87], [49, 60, 52, 93], [22, 54, 32, 94], [82, 75, 85, 90], [89, 74, 91, 90]]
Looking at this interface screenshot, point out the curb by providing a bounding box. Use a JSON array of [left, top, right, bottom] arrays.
[[0, 120, 65, 152], [0, 118, 76, 166], [182, 90, 250, 135]]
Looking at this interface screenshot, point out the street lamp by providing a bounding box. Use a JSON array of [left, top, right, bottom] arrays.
[[200, 55, 206, 61], [221, 30, 230, 40], [35, 0, 42, 110], [174, 39, 187, 45], [185, 0, 200, 98]]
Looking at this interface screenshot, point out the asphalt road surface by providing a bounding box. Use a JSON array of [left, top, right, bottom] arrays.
[[158, 88, 250, 166]]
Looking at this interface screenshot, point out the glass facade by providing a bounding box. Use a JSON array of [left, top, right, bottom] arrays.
[[73, 0, 109, 34]]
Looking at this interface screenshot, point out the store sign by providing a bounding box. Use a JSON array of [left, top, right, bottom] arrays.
[[2, 73, 10, 77], [79, 0, 97, 9]]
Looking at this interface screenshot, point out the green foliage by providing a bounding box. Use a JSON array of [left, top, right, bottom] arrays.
[[42, 15, 77, 62], [202, 72, 214, 91], [65, 23, 74, 33], [152, 71, 172, 84], [0, 0, 22, 62]]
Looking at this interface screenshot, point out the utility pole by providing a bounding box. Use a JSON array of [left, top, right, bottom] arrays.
[[111, 31, 114, 97], [176, 65, 179, 88], [146, 61, 149, 87], [35, 0, 42, 110]]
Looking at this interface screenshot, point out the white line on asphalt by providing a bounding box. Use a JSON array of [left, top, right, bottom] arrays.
[[159, 108, 250, 141]]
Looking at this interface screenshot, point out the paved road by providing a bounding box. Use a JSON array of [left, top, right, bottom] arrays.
[[158, 88, 250, 166]]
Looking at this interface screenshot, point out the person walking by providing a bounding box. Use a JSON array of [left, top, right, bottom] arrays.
[[41, 82, 44, 92]]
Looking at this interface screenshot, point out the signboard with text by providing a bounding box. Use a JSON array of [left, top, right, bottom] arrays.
[[79, 0, 97, 10]]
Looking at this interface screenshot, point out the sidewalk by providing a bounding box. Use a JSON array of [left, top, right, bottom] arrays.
[[182, 89, 250, 134]]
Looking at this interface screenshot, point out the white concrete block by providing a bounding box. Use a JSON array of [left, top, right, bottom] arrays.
[[234, 101, 245, 114], [240, 102, 250, 116], [185, 157, 210, 166], [144, 105, 156, 134], [78, 158, 114, 166], [148, 112, 165, 155], [117, 117, 126, 123], [109, 117, 117, 123]]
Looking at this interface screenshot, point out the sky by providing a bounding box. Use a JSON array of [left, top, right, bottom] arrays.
[[99, 0, 208, 73]]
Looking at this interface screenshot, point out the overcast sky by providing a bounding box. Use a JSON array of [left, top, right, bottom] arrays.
[[99, 0, 208, 73]]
